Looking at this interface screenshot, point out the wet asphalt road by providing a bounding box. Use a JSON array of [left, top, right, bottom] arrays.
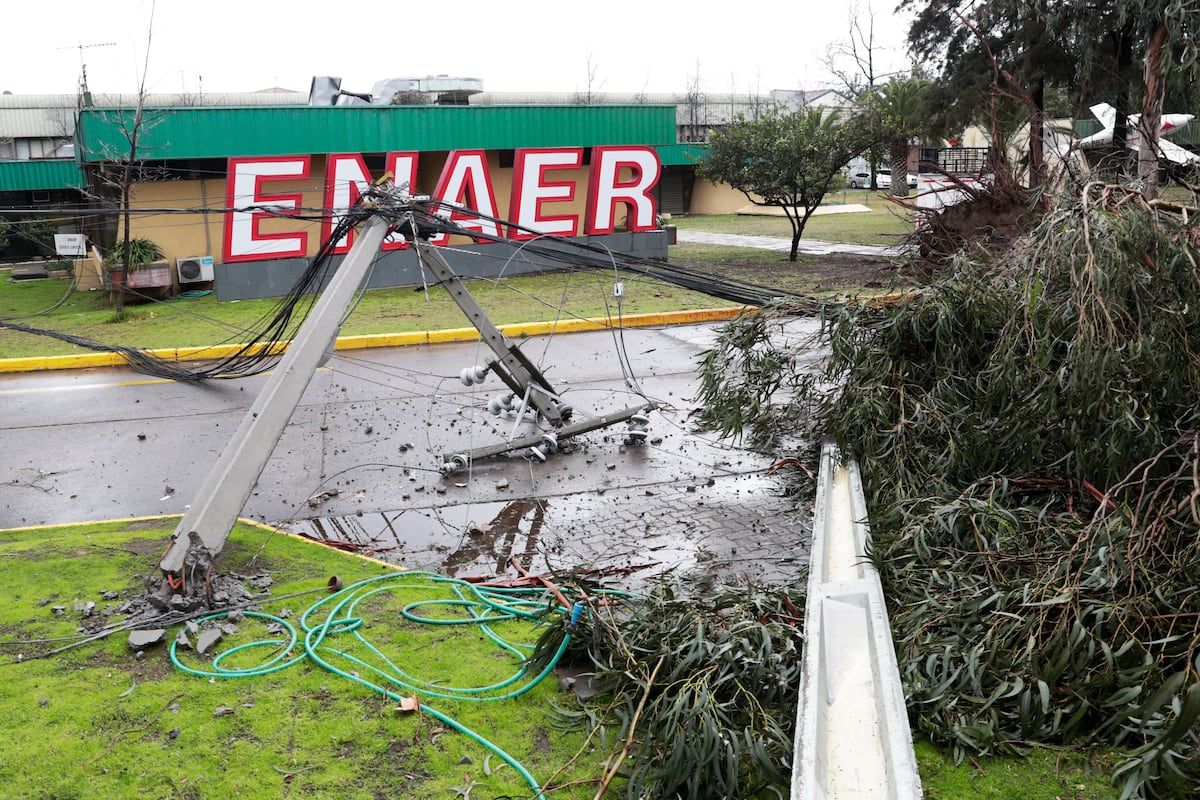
[[1, 321, 821, 588]]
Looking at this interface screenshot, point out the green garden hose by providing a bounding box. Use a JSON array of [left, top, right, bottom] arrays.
[[171, 570, 592, 799]]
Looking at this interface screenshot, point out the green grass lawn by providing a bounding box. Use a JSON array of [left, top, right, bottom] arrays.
[[915, 740, 1122, 800], [0, 199, 912, 361], [0, 520, 610, 799], [671, 189, 917, 246], [0, 269, 720, 359]]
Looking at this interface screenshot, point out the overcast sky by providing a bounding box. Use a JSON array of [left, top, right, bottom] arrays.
[[3, 1, 915, 99]]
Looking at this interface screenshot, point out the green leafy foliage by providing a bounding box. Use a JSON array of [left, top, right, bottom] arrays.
[[698, 106, 876, 260], [120, 236, 164, 269], [543, 578, 805, 799], [696, 184, 1200, 798]]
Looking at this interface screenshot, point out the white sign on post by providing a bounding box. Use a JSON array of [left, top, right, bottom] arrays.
[[54, 233, 86, 257]]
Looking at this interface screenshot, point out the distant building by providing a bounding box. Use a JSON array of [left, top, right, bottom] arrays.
[[0, 80, 855, 296]]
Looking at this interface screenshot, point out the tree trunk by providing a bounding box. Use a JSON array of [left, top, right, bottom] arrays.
[[889, 136, 909, 198], [116, 180, 132, 316], [1028, 77, 1045, 189], [1139, 21, 1168, 198], [1112, 26, 1134, 167]]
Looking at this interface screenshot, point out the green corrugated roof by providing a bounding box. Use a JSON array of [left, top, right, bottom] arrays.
[[76, 104, 680, 162], [655, 142, 708, 166], [0, 159, 85, 191]]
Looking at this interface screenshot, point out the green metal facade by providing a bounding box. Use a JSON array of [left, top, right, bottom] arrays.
[[0, 159, 85, 191], [76, 104, 681, 162], [654, 142, 709, 166]]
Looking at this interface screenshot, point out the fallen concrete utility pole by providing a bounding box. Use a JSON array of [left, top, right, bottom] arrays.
[[159, 188, 653, 593], [158, 215, 392, 582], [791, 439, 922, 800]]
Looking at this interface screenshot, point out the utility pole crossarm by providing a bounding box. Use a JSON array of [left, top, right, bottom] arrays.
[[411, 238, 565, 427]]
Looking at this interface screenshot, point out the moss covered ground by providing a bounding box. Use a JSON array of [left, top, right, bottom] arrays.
[[0, 519, 607, 799]]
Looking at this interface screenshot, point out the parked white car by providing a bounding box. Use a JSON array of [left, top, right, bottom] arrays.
[[879, 169, 921, 189], [847, 170, 889, 189]]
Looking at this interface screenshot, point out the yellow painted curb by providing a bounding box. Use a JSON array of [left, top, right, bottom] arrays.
[[0, 307, 753, 375]]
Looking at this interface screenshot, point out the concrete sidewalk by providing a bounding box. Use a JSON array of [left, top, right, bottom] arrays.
[[677, 230, 906, 258]]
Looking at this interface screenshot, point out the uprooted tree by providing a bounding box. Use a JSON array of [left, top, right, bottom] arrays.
[[697, 181, 1200, 798], [697, 106, 875, 261]]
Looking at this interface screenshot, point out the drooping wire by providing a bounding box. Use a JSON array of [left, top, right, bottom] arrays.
[[3, 187, 830, 385]]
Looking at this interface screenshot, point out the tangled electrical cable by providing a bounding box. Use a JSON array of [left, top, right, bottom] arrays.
[[1, 186, 827, 383]]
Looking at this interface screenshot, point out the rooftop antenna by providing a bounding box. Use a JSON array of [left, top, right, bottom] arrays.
[[58, 41, 116, 106]]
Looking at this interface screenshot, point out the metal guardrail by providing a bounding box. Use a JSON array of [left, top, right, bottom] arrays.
[[792, 440, 922, 800]]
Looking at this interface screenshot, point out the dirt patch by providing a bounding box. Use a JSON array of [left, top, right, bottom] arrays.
[[673, 252, 918, 294]]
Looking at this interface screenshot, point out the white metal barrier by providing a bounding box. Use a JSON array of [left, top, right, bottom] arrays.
[[791, 440, 922, 799]]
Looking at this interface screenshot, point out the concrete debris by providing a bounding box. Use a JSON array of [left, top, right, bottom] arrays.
[[72, 601, 96, 615], [213, 707, 236, 718], [247, 574, 274, 591], [169, 593, 203, 612], [128, 629, 167, 650], [51, 606, 66, 615], [186, 620, 201, 636], [174, 629, 192, 650], [556, 666, 599, 701], [210, 575, 254, 606], [307, 489, 339, 507], [226, 609, 244, 623], [99, 590, 119, 600], [196, 628, 223, 656]]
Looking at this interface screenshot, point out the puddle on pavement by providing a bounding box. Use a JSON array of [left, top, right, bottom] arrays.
[[274, 472, 810, 588], [277, 498, 552, 578]]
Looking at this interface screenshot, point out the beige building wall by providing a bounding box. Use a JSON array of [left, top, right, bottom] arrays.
[[125, 178, 239, 266], [690, 180, 758, 214]]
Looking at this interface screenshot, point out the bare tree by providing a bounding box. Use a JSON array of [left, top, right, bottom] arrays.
[[82, 3, 163, 316], [744, 69, 767, 121], [678, 62, 707, 142], [823, 2, 890, 187], [823, 1, 881, 97], [633, 79, 650, 105], [572, 53, 603, 105]]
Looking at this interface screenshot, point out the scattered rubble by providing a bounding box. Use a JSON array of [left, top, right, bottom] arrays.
[[128, 629, 166, 650]]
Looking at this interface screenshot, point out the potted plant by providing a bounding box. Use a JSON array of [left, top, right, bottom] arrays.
[[108, 237, 170, 289], [657, 213, 677, 245]]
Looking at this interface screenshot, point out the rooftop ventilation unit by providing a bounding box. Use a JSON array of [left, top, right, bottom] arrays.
[[177, 255, 214, 284]]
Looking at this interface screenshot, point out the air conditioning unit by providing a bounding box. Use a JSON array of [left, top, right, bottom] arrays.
[[176, 256, 214, 284]]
